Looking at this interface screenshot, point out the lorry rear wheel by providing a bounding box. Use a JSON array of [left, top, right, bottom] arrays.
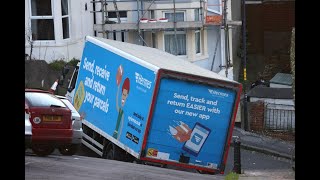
[[102, 143, 115, 160], [106, 149, 114, 159], [102, 143, 124, 161]]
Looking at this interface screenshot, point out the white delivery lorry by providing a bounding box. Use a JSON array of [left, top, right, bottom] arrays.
[[64, 36, 242, 174]]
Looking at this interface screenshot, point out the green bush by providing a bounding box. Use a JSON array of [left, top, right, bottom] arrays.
[[48, 58, 80, 71], [225, 172, 239, 180], [67, 58, 80, 67], [49, 59, 67, 71]]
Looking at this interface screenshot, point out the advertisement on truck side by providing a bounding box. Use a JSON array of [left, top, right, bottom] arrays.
[[145, 78, 236, 169], [73, 40, 156, 155]]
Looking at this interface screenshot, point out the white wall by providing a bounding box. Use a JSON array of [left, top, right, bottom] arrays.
[[25, 0, 94, 62], [204, 0, 227, 74], [25, 41, 84, 62], [205, 0, 241, 81], [206, 26, 222, 72], [193, 58, 210, 69]]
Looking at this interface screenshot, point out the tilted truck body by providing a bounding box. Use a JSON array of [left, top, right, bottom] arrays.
[[67, 36, 242, 174]]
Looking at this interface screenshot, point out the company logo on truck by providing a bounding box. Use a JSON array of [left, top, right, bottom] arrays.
[[208, 89, 229, 98], [135, 72, 152, 89]]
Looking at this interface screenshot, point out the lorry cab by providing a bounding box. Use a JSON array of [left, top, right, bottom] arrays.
[[65, 62, 80, 103]]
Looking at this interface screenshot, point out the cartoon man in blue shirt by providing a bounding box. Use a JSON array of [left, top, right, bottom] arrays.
[[113, 65, 130, 140]]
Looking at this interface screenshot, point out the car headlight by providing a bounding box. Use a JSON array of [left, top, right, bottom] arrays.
[[33, 117, 41, 124]]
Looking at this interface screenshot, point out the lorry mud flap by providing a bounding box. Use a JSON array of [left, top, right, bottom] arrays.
[[179, 153, 190, 164]]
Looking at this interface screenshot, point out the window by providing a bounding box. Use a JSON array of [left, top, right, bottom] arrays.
[[163, 12, 186, 56], [152, 33, 157, 48], [207, 0, 222, 14], [194, 9, 200, 21], [29, 0, 70, 41], [61, 0, 70, 39], [110, 31, 127, 42], [113, 31, 117, 40], [195, 30, 201, 54], [60, 99, 78, 114], [164, 12, 185, 22], [121, 32, 125, 42], [68, 68, 78, 92], [107, 11, 127, 23], [31, 0, 55, 40], [164, 31, 186, 56], [25, 92, 66, 108], [150, 10, 155, 19]]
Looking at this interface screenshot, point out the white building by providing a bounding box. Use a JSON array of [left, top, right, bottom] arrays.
[[25, 0, 241, 80], [25, 0, 94, 61]]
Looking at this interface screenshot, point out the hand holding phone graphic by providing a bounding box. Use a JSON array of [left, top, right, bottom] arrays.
[[182, 122, 211, 157]]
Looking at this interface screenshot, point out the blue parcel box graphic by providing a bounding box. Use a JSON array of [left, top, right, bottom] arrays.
[[191, 133, 203, 145], [182, 122, 211, 157]]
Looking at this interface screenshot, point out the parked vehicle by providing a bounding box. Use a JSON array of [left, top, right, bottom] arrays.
[[63, 36, 242, 174], [25, 102, 32, 150], [25, 89, 73, 156], [56, 95, 83, 155]]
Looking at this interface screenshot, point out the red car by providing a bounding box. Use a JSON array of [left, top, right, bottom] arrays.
[[25, 89, 73, 156]]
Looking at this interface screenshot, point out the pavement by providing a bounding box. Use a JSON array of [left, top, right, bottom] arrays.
[[231, 127, 295, 160], [231, 127, 295, 179], [26, 127, 296, 179]]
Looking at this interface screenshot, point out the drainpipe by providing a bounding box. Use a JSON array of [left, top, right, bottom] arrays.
[[223, 0, 229, 78], [141, 0, 145, 46], [101, 0, 106, 38], [242, 0, 248, 131], [173, 0, 178, 56]]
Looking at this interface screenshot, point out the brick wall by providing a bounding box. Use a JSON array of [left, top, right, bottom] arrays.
[[246, 5, 263, 54], [262, 2, 295, 32], [248, 101, 265, 131], [247, 100, 295, 142], [246, 1, 295, 54], [246, 1, 295, 82]]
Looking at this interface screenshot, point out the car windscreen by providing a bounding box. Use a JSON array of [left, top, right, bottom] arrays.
[[25, 92, 67, 108], [60, 99, 80, 115]]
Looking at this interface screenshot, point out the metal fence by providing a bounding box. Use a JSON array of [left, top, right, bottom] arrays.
[[264, 103, 295, 132]]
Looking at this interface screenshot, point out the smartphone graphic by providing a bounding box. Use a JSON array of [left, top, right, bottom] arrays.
[[182, 122, 211, 157]]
